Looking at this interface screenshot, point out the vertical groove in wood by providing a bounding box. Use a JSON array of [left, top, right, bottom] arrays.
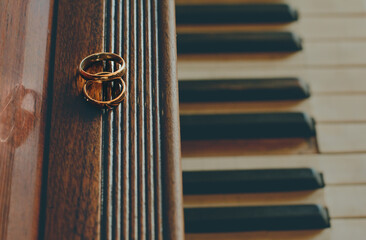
[[151, 0, 164, 239], [144, 0, 155, 239], [129, 0, 139, 238], [101, 0, 111, 237], [113, 0, 122, 239], [137, 0, 147, 239], [102, 0, 117, 239], [121, 0, 130, 239]]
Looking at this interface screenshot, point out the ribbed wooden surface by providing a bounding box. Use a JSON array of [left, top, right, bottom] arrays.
[[102, 0, 183, 239], [43, 0, 183, 240]]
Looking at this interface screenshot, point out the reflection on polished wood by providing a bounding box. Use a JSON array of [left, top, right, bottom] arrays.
[[0, 0, 54, 239], [0, 85, 40, 147]]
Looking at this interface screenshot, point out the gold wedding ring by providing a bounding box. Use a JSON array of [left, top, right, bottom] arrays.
[[78, 52, 127, 109], [79, 52, 126, 81], [83, 74, 126, 109]]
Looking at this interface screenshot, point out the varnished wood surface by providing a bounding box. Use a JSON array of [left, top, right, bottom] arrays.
[[0, 0, 54, 239], [158, 1, 185, 239], [43, 0, 104, 239], [43, 0, 183, 240]]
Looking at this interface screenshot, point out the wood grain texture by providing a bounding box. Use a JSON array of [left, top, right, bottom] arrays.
[[43, 0, 104, 239], [43, 0, 183, 239], [0, 0, 54, 239], [158, 1, 185, 239]]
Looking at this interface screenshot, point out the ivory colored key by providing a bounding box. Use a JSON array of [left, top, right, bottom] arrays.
[[317, 124, 366, 153]]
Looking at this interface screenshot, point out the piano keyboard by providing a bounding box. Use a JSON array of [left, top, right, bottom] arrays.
[[176, 0, 366, 239]]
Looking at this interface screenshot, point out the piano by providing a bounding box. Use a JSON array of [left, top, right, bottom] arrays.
[[2, 0, 366, 239], [177, 0, 366, 239]]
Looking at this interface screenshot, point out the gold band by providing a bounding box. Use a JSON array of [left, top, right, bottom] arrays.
[[83, 73, 126, 109], [79, 52, 126, 81]]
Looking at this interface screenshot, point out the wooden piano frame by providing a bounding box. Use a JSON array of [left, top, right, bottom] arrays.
[[0, 0, 184, 239]]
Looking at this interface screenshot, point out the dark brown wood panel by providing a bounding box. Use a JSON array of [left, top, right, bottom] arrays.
[[43, 0, 104, 239], [0, 0, 54, 239], [42, 0, 183, 240]]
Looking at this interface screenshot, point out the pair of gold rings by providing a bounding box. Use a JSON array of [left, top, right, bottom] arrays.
[[78, 52, 127, 109]]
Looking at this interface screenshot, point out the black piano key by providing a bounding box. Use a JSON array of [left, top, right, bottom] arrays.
[[185, 205, 330, 233], [177, 32, 303, 54], [176, 3, 299, 25], [180, 112, 316, 140], [183, 168, 325, 195], [179, 78, 310, 102]]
